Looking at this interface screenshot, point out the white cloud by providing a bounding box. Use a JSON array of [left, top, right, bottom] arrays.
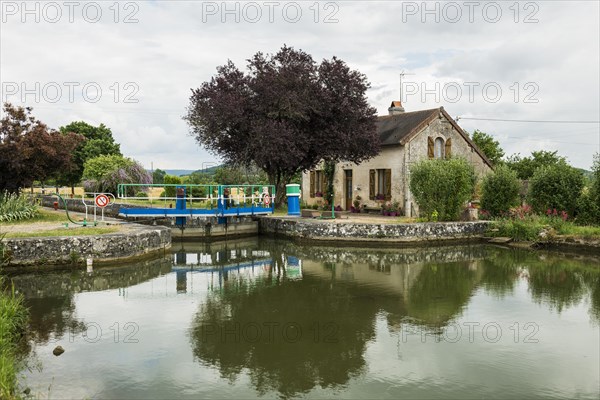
[[1, 0, 598, 169]]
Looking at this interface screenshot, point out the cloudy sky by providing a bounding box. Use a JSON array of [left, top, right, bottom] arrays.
[[1, 0, 599, 170]]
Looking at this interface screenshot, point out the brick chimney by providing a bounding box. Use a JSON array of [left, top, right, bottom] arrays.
[[388, 101, 405, 115]]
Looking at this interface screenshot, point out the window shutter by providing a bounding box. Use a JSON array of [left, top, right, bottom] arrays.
[[369, 170, 376, 200], [321, 172, 327, 194], [428, 136, 434, 159], [445, 138, 452, 159], [385, 169, 392, 200], [310, 171, 315, 197]]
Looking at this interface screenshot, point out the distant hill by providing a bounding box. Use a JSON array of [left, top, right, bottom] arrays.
[[162, 169, 197, 177], [191, 164, 223, 175]]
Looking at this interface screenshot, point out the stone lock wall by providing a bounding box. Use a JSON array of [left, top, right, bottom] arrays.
[[4, 225, 171, 267], [259, 217, 490, 243]]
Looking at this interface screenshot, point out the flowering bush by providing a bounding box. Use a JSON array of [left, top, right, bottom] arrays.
[[507, 204, 534, 220], [83, 155, 151, 196], [546, 208, 568, 221]]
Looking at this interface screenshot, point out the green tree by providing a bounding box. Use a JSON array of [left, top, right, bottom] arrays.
[[471, 130, 505, 165], [506, 150, 566, 180], [528, 163, 584, 217], [409, 158, 476, 221], [152, 168, 166, 184], [213, 165, 246, 185], [480, 165, 520, 217], [163, 175, 182, 197], [82, 154, 150, 196], [57, 121, 121, 194], [576, 153, 600, 225]]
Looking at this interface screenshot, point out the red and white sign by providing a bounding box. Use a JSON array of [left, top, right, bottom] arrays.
[[95, 194, 110, 208]]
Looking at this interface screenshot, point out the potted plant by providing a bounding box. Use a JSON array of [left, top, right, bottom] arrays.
[[352, 196, 362, 213], [382, 201, 401, 216]]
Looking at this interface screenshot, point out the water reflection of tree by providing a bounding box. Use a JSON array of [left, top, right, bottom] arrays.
[[403, 262, 481, 329], [24, 296, 87, 344], [479, 249, 520, 298], [526, 257, 600, 321], [190, 274, 394, 397], [472, 248, 600, 322]]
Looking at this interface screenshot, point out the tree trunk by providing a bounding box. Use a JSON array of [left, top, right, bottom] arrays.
[[267, 171, 288, 208], [71, 184, 75, 196]]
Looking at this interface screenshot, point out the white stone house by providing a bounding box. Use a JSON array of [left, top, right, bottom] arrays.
[[301, 102, 493, 216]]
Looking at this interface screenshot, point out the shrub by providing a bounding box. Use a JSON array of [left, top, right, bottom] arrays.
[[135, 191, 148, 198], [528, 163, 584, 217], [0, 191, 38, 222], [576, 189, 599, 226], [576, 154, 600, 226], [163, 175, 182, 198], [409, 157, 476, 221], [481, 165, 520, 217]]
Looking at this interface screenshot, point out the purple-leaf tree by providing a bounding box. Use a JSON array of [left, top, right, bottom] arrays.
[[185, 45, 380, 205]]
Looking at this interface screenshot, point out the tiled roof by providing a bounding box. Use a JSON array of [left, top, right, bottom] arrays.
[[377, 106, 494, 168], [377, 108, 440, 146]]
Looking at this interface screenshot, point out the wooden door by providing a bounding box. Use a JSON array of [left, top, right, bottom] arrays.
[[344, 170, 353, 210]]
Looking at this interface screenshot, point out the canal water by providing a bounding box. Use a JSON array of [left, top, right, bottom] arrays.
[[6, 239, 600, 399]]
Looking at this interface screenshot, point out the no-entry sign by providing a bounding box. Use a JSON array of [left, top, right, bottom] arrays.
[[95, 194, 110, 208]]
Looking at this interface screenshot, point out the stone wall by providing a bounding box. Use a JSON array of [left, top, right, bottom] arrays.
[[259, 217, 490, 243], [3, 224, 171, 267]]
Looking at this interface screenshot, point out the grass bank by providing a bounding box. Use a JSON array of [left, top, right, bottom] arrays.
[[0, 275, 29, 399], [489, 215, 600, 242]]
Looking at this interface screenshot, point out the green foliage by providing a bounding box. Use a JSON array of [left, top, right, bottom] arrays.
[[481, 165, 520, 217], [212, 164, 268, 186], [135, 191, 148, 198], [528, 163, 584, 217], [57, 121, 121, 190], [506, 150, 566, 180], [491, 213, 600, 241], [163, 175, 182, 197], [82, 154, 151, 196], [0, 275, 29, 399], [471, 130, 505, 165], [0, 191, 38, 222], [576, 154, 600, 225], [492, 218, 544, 241], [409, 158, 476, 221], [152, 168, 166, 184], [186, 172, 217, 198], [83, 154, 129, 180]]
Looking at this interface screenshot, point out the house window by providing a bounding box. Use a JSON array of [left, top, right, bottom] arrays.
[[315, 171, 324, 196], [369, 169, 391, 200], [310, 170, 326, 197], [434, 137, 445, 159]]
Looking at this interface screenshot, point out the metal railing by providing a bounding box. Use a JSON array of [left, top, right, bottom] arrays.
[[116, 183, 276, 210]]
